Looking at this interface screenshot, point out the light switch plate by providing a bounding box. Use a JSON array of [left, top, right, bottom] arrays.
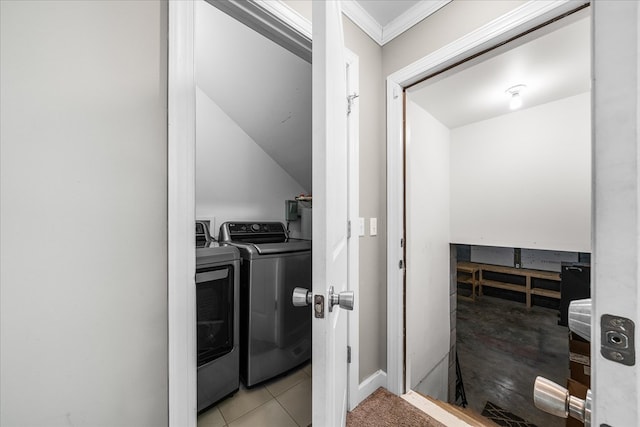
[[358, 218, 365, 236], [370, 217, 377, 236]]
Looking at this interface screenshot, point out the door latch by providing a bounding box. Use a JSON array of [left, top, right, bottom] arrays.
[[601, 314, 635, 366], [314, 294, 325, 319]]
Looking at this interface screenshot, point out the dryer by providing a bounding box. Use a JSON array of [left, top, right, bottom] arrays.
[[218, 222, 311, 387], [196, 243, 240, 411]]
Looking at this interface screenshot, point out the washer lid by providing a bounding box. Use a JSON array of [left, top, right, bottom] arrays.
[[253, 240, 311, 255], [196, 244, 240, 266]]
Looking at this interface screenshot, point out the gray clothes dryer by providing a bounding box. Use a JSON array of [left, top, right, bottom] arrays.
[[196, 243, 240, 411], [218, 222, 311, 387]]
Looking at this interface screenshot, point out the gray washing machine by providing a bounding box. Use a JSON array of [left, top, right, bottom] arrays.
[[196, 242, 240, 411], [218, 222, 311, 387]]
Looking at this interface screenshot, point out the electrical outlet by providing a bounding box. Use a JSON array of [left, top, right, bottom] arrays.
[[370, 218, 377, 236]]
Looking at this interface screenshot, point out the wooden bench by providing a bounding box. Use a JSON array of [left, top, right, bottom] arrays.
[[457, 262, 561, 308]]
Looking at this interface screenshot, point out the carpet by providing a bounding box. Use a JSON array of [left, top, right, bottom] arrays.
[[481, 401, 538, 427], [346, 387, 446, 427]]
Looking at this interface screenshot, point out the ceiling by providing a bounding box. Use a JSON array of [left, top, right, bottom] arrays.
[[344, 0, 451, 45], [356, 0, 421, 27], [409, 10, 591, 128], [194, 1, 590, 191], [196, 1, 312, 190]]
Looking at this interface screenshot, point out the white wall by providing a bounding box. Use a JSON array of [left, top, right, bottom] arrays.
[[342, 17, 388, 383], [450, 92, 591, 252], [0, 1, 168, 426], [405, 98, 451, 399], [196, 87, 306, 237]]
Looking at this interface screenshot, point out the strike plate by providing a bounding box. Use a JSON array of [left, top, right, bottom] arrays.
[[314, 294, 325, 319], [601, 314, 635, 366]]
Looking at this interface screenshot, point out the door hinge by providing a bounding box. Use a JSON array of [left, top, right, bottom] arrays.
[[400, 238, 404, 248], [347, 345, 351, 363], [399, 260, 404, 269], [347, 220, 351, 239], [347, 93, 359, 115]]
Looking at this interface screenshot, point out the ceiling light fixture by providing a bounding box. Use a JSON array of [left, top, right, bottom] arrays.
[[506, 84, 527, 110]]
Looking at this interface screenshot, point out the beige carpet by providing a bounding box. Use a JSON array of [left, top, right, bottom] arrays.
[[346, 388, 447, 427]]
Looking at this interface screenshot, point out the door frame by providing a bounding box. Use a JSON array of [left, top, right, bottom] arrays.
[[344, 48, 362, 411], [167, 1, 360, 425], [168, 1, 196, 425], [385, 0, 590, 395]]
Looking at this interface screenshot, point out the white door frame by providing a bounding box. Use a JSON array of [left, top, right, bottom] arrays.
[[167, 1, 361, 425], [385, 0, 590, 396], [168, 1, 197, 425], [592, 2, 640, 425], [345, 49, 362, 411]]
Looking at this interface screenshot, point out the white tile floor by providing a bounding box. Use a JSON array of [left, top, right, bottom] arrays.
[[198, 363, 312, 427]]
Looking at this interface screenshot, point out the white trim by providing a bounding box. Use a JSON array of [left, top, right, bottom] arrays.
[[382, 1, 451, 45], [255, 0, 312, 39], [341, 0, 383, 45], [168, 1, 196, 426], [345, 48, 361, 412], [386, 0, 590, 397], [356, 370, 388, 406], [385, 78, 405, 396], [341, 0, 451, 46], [388, 0, 588, 87], [402, 391, 472, 427]]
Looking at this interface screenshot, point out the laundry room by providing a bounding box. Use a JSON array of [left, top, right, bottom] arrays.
[[193, 0, 313, 424]]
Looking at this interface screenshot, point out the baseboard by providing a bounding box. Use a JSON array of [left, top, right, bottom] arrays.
[[354, 370, 387, 408]]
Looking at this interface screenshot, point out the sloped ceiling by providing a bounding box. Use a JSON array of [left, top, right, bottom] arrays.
[[409, 11, 591, 128], [195, 0, 312, 191]]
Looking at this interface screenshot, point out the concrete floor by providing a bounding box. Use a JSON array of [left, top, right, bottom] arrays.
[[456, 295, 569, 427]]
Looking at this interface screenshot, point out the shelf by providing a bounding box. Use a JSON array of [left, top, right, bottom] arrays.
[[480, 279, 525, 293], [456, 261, 480, 302], [530, 288, 561, 299], [457, 261, 561, 308]]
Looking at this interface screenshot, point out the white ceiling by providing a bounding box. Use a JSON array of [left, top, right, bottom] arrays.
[[196, 1, 312, 190], [194, 1, 590, 191], [356, 0, 421, 27], [345, 0, 451, 45], [409, 11, 591, 128]]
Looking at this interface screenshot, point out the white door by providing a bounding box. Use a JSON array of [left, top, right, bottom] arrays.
[[311, 1, 351, 426], [592, 1, 640, 425]]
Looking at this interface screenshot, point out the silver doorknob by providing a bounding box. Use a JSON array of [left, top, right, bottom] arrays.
[[328, 286, 354, 312], [292, 287, 313, 307], [568, 298, 592, 341], [533, 376, 591, 426]]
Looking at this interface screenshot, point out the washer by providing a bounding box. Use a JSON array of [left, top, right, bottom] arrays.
[[196, 242, 240, 411], [218, 221, 311, 387]]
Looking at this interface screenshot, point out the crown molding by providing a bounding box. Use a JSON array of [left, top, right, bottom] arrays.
[[341, 0, 384, 44], [382, 0, 451, 44], [341, 0, 452, 46]]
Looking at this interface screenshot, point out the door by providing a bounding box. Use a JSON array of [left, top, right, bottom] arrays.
[[312, 1, 351, 426], [592, 1, 640, 425], [532, 3, 640, 425]]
